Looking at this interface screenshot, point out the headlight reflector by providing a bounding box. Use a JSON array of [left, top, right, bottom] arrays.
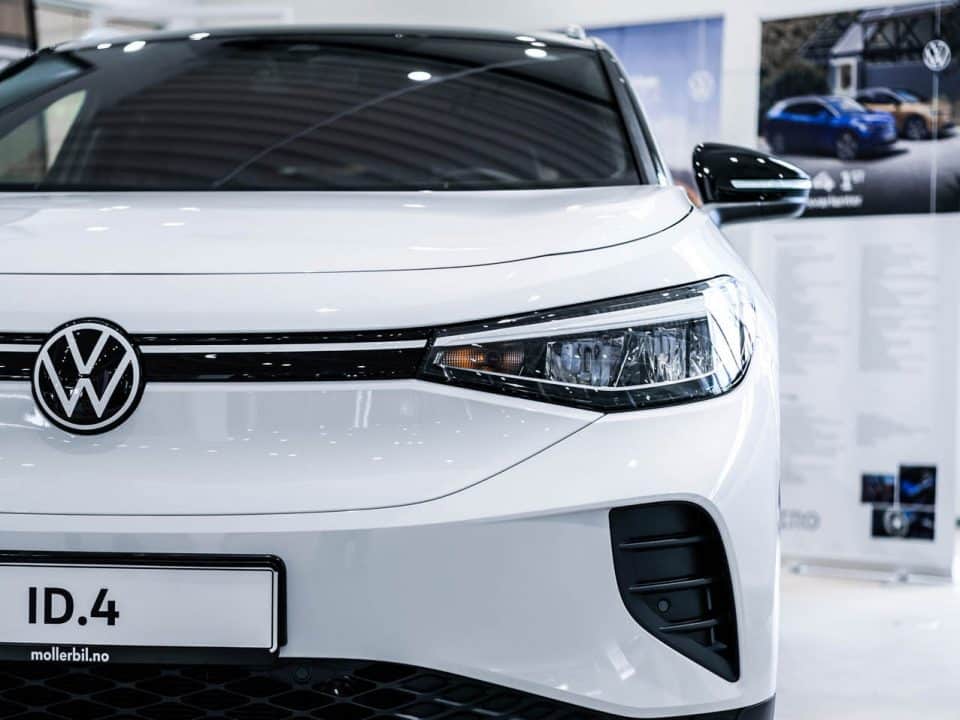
[[421, 276, 754, 411]]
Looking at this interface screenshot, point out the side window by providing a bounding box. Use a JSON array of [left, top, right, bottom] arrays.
[[788, 103, 824, 117], [0, 91, 85, 183], [0, 55, 86, 112]]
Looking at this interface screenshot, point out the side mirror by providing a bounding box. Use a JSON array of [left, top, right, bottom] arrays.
[[692, 143, 811, 226]]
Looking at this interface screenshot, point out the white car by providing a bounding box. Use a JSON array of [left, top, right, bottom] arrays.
[[0, 27, 808, 720]]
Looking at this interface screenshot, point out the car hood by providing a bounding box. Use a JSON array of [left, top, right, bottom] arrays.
[[858, 112, 895, 124], [0, 186, 691, 274]]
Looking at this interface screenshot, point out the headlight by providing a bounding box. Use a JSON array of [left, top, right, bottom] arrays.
[[851, 119, 869, 132], [420, 276, 755, 411]]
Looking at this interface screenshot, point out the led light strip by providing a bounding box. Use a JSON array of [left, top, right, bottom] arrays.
[[434, 296, 707, 347], [441, 365, 718, 392], [729, 178, 812, 191]]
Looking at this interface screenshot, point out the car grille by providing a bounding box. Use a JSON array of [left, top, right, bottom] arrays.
[[0, 328, 432, 383], [0, 660, 769, 720], [609, 502, 740, 681]]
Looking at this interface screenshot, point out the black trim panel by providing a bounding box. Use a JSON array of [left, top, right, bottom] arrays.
[[134, 328, 433, 345], [596, 44, 662, 187], [143, 348, 424, 382], [0, 334, 44, 344], [0, 328, 433, 346], [0, 352, 32, 381], [0, 643, 276, 665]]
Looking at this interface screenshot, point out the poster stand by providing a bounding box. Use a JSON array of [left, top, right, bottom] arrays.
[[785, 559, 954, 586]]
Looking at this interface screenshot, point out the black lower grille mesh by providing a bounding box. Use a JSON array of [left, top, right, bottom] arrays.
[[0, 659, 768, 720]]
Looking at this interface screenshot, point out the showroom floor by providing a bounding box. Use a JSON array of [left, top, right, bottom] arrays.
[[777, 533, 960, 719]]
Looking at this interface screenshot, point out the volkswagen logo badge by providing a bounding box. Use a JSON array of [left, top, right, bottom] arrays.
[[32, 319, 144, 434], [923, 39, 952, 73]]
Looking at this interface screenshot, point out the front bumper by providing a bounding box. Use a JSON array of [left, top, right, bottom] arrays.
[[0, 330, 779, 719], [0, 253, 779, 720], [860, 128, 898, 148]]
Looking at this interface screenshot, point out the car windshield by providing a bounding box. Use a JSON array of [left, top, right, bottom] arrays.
[[828, 97, 868, 114], [894, 89, 925, 103], [0, 34, 641, 191]]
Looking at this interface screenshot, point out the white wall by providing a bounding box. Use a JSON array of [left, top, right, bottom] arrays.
[[33, 0, 294, 40]]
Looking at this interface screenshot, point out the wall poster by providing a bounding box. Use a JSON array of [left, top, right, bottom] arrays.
[[759, 2, 959, 216]]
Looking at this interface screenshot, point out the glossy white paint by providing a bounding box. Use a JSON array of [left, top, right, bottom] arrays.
[[0, 323, 778, 716], [0, 200, 751, 336], [0, 381, 597, 515], [0, 190, 779, 716], [0, 186, 690, 274]]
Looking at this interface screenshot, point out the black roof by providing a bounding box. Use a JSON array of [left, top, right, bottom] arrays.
[[57, 25, 597, 53]]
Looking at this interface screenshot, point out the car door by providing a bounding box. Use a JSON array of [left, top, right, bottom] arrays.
[[859, 90, 899, 128], [771, 102, 808, 152], [786, 102, 826, 152], [810, 102, 842, 154]]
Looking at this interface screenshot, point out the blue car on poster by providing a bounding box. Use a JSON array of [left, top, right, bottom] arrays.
[[764, 95, 898, 160]]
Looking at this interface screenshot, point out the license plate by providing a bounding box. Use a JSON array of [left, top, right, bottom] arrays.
[[0, 553, 284, 664]]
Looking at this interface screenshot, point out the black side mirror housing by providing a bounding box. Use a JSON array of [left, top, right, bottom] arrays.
[[692, 143, 811, 226]]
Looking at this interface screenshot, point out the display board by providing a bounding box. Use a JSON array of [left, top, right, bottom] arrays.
[[747, 4, 958, 577], [759, 3, 958, 216], [728, 216, 957, 577]]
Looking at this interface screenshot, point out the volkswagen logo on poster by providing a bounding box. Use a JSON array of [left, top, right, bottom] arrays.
[[923, 39, 952, 72]]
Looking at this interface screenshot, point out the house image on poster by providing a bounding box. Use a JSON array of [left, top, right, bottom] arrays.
[[800, 2, 958, 99]]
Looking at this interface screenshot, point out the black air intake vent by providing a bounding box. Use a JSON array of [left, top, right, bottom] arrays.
[[609, 502, 739, 681]]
